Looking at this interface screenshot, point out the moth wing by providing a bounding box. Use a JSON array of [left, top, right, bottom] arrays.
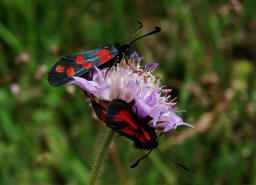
[[48, 45, 116, 87], [106, 99, 150, 144], [106, 99, 138, 129], [91, 100, 107, 122], [48, 49, 102, 86]]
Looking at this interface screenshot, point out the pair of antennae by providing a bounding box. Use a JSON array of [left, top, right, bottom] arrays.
[[127, 21, 161, 45], [130, 147, 190, 171]]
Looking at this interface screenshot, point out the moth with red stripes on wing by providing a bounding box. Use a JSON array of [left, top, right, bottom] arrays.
[[91, 99, 190, 170]]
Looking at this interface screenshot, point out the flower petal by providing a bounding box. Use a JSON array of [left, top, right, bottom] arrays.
[[145, 90, 157, 106], [71, 76, 99, 94], [93, 66, 105, 84], [134, 98, 152, 118], [68, 52, 192, 133], [145, 63, 159, 72], [123, 81, 138, 102], [149, 106, 168, 126]]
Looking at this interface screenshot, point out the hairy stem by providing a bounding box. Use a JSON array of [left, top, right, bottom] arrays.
[[88, 129, 115, 185]]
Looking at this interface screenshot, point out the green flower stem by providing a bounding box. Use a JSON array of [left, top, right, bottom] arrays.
[[88, 129, 115, 185]]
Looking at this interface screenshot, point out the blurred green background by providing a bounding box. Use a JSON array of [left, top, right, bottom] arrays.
[[0, 0, 256, 185]]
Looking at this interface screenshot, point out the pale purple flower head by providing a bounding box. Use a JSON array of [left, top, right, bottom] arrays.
[[70, 52, 193, 132]]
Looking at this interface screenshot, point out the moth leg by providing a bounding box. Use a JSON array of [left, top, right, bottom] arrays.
[[91, 69, 94, 80], [125, 56, 134, 70], [105, 58, 119, 77], [130, 149, 153, 168], [134, 106, 139, 119]]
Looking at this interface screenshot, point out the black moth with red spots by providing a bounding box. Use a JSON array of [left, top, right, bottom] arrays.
[[48, 22, 161, 87], [91, 99, 190, 170]]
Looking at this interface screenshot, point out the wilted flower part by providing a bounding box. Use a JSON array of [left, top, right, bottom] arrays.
[[15, 53, 30, 63], [10, 83, 20, 95], [35, 64, 48, 80], [129, 52, 144, 63], [70, 53, 193, 132]]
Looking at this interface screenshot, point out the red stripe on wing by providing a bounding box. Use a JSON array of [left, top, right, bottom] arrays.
[[97, 50, 114, 64], [100, 109, 107, 122], [113, 110, 138, 129], [99, 54, 114, 64], [91, 101, 107, 122], [82, 62, 93, 69], [122, 126, 146, 143], [97, 50, 111, 58], [140, 126, 151, 141]]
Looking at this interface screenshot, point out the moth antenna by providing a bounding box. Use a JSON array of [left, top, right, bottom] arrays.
[[127, 21, 144, 44], [156, 148, 190, 171], [130, 149, 153, 168], [128, 26, 161, 45]]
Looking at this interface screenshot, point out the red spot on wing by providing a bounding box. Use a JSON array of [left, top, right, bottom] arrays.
[[113, 110, 138, 129], [140, 126, 151, 141], [99, 54, 114, 64], [66, 67, 75, 77], [82, 62, 93, 69], [76, 56, 85, 64], [97, 50, 111, 58], [56, 65, 65, 73], [122, 127, 146, 143]]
